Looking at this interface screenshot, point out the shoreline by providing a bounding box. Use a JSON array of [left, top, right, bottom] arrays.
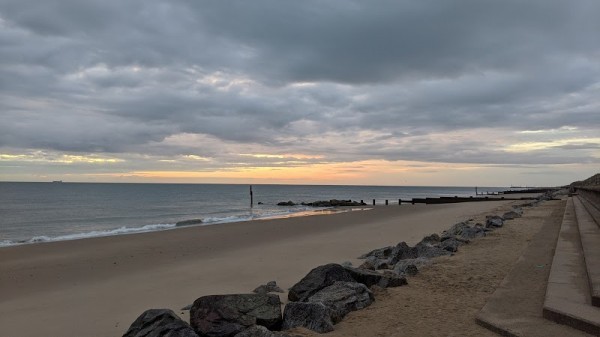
[[0, 206, 357, 248], [0, 200, 525, 337]]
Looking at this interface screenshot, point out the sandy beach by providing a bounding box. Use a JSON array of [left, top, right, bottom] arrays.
[[1, 200, 532, 337]]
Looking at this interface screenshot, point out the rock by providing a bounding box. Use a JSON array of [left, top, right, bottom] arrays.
[[358, 259, 376, 270], [502, 211, 522, 220], [257, 202, 264, 205], [277, 201, 296, 206], [254, 281, 285, 294], [485, 215, 504, 228], [459, 226, 486, 240], [281, 302, 335, 333], [288, 264, 354, 302], [414, 242, 452, 259], [442, 221, 471, 237], [392, 258, 428, 276], [307, 281, 374, 323], [341, 261, 353, 267], [181, 304, 193, 311], [234, 325, 292, 337], [343, 266, 407, 288], [389, 242, 419, 264], [439, 237, 461, 252], [302, 199, 367, 207], [175, 219, 203, 227], [123, 309, 198, 337], [190, 294, 282, 337], [358, 246, 394, 259], [419, 233, 441, 246]]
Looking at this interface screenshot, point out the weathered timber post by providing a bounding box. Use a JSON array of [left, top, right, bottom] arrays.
[[372, 199, 376, 206], [385, 200, 389, 205], [250, 185, 253, 208]]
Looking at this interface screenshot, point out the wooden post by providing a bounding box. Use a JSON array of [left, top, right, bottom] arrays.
[[385, 199, 389, 205], [399, 199, 401, 205], [360, 200, 364, 204], [250, 185, 253, 208], [372, 199, 376, 206]]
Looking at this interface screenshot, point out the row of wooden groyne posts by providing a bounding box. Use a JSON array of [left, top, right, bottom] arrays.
[[353, 188, 558, 206]]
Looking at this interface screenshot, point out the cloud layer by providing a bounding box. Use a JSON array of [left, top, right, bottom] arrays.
[[1, 0, 599, 184]]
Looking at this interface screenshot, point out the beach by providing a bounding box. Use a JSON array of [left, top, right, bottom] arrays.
[[1, 200, 535, 337]]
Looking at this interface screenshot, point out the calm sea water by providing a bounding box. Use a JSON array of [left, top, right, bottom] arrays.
[[0, 182, 507, 246]]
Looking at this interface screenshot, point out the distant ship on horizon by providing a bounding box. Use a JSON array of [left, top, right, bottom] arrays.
[[51, 180, 63, 183]]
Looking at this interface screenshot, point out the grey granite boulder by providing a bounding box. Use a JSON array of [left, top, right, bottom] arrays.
[[123, 309, 198, 337], [288, 264, 354, 302], [419, 233, 441, 246], [358, 256, 391, 270], [190, 294, 282, 337], [358, 246, 394, 259], [343, 266, 406, 288], [389, 242, 419, 264], [253, 281, 285, 294], [281, 302, 335, 333], [485, 215, 504, 228], [459, 226, 486, 240], [307, 281, 374, 323], [502, 211, 522, 220], [442, 221, 471, 237], [234, 325, 293, 337], [393, 258, 429, 276], [439, 237, 461, 252], [414, 242, 452, 259]]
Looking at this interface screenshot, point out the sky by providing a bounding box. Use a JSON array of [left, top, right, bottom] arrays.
[[0, 0, 598, 186]]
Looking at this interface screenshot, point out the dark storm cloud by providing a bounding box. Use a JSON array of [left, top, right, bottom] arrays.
[[0, 0, 599, 167]]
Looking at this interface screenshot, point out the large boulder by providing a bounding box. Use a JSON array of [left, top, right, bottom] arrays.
[[123, 309, 198, 337], [343, 266, 406, 288], [439, 237, 461, 252], [392, 258, 429, 276], [418, 233, 441, 246], [442, 222, 471, 237], [288, 264, 354, 302], [485, 215, 504, 228], [358, 256, 391, 270], [414, 242, 452, 259], [190, 294, 282, 337], [502, 211, 522, 220], [307, 281, 374, 323], [459, 226, 486, 240], [281, 302, 335, 333], [233, 325, 293, 337], [358, 246, 394, 259], [389, 242, 419, 264]]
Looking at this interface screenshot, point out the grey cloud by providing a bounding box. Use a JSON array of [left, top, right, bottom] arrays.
[[0, 0, 599, 169]]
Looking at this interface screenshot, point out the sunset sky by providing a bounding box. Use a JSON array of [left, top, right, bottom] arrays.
[[0, 1, 598, 186]]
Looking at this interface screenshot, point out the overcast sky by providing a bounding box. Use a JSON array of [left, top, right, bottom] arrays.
[[0, 0, 598, 186]]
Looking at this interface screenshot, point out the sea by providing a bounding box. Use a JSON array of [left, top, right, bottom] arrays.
[[0, 182, 508, 247]]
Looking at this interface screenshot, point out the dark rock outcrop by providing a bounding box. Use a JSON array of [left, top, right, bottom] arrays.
[[302, 199, 367, 207], [459, 226, 486, 240], [343, 266, 406, 288], [233, 325, 293, 337], [419, 233, 441, 246], [175, 219, 203, 227], [307, 281, 374, 323], [439, 237, 461, 252], [253, 281, 285, 294], [502, 211, 522, 220], [123, 309, 198, 337], [389, 242, 419, 264], [485, 215, 504, 228], [190, 294, 282, 337], [392, 258, 428, 276], [277, 201, 296, 206], [281, 302, 335, 333], [288, 264, 354, 302], [414, 242, 452, 259], [358, 246, 394, 260]]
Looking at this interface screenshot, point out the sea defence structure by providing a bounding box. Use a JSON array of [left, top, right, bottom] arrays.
[[477, 186, 600, 336]]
